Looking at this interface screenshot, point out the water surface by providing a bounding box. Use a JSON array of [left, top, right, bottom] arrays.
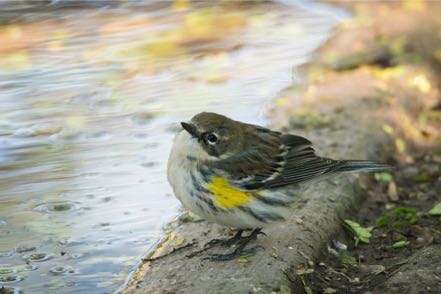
[[0, 1, 344, 293]]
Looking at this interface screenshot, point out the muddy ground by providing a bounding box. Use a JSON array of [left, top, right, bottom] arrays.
[[304, 152, 441, 293], [286, 2, 441, 293]]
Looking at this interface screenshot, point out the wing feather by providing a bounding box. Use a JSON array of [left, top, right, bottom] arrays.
[[212, 123, 388, 191], [213, 124, 337, 190]]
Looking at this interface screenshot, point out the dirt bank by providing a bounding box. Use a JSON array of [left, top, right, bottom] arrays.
[[123, 2, 440, 293], [297, 2, 441, 293]]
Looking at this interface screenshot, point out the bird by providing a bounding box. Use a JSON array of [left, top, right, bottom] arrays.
[[167, 112, 391, 261]]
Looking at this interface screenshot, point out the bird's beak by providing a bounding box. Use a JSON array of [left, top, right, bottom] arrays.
[[180, 122, 198, 138]]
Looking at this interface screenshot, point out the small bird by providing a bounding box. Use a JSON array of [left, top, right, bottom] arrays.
[[167, 112, 391, 261]]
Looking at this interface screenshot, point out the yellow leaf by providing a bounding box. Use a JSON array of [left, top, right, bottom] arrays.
[[172, 0, 190, 10], [237, 257, 250, 263], [382, 124, 394, 135], [395, 138, 406, 153], [402, 0, 425, 11], [172, 236, 186, 247], [409, 74, 431, 93]]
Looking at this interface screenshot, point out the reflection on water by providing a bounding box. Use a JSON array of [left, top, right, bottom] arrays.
[[0, 1, 343, 293]]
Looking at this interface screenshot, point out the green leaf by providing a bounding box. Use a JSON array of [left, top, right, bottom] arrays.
[[428, 203, 441, 216], [393, 207, 418, 215], [392, 240, 409, 248], [376, 207, 418, 228], [412, 172, 432, 183], [338, 250, 357, 268], [376, 215, 391, 227], [375, 172, 393, 182], [300, 276, 313, 294], [304, 286, 313, 294], [343, 219, 372, 246]]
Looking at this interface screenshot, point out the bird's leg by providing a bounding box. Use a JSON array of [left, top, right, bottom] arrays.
[[204, 228, 264, 262], [186, 230, 244, 258], [204, 229, 244, 248]]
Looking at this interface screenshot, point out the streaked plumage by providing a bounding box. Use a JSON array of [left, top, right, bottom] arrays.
[[167, 112, 391, 229]]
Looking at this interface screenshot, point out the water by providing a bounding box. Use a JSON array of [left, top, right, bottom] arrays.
[[0, 1, 345, 293]]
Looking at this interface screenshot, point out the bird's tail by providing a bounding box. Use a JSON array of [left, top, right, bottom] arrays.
[[334, 160, 393, 173]]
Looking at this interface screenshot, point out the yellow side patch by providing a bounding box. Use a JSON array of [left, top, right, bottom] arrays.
[[207, 176, 252, 209]]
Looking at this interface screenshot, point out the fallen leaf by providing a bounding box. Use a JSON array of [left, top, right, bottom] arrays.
[[338, 250, 357, 268], [428, 203, 441, 216], [375, 172, 393, 183], [376, 207, 418, 228], [172, 236, 186, 247], [391, 240, 409, 248], [382, 124, 394, 135], [304, 286, 313, 294], [237, 257, 250, 263], [343, 220, 372, 246], [412, 172, 432, 183], [409, 73, 431, 93], [387, 181, 399, 201], [295, 268, 314, 275], [360, 264, 386, 275], [395, 138, 406, 153]]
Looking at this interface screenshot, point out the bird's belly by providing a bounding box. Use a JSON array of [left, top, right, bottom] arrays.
[[169, 165, 291, 229], [167, 143, 293, 228]]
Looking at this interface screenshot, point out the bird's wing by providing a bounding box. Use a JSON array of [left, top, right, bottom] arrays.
[[214, 125, 342, 191]]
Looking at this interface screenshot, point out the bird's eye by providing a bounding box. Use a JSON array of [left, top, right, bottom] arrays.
[[206, 132, 218, 145]]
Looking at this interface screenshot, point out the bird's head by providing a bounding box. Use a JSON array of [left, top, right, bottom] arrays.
[[180, 112, 241, 159]]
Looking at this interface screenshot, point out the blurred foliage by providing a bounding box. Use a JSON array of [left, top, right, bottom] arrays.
[[376, 207, 418, 228]]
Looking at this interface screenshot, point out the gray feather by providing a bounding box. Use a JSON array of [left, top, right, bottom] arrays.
[[213, 123, 391, 191]]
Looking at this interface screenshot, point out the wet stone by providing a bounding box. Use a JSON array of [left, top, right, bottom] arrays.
[[58, 238, 82, 246], [15, 245, 36, 253], [0, 268, 15, 275], [23, 252, 50, 262], [19, 265, 38, 272], [0, 251, 13, 258], [49, 265, 75, 275], [33, 202, 77, 213], [0, 275, 22, 283], [0, 286, 22, 294]]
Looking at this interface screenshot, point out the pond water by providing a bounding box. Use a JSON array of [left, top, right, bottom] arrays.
[[0, 1, 345, 293]]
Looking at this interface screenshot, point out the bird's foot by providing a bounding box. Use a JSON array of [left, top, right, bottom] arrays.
[[203, 228, 265, 262], [186, 228, 265, 260], [205, 228, 266, 248], [203, 245, 263, 261], [204, 230, 244, 248]]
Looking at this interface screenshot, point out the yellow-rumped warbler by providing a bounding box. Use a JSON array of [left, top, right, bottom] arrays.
[[167, 112, 390, 260]]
